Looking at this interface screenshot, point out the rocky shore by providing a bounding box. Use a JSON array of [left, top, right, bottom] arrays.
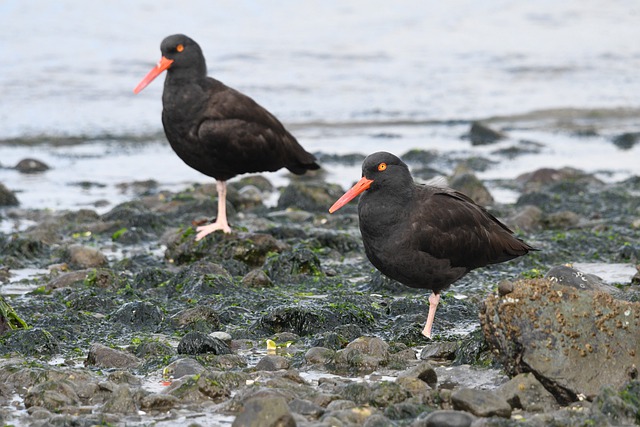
[[1, 133, 640, 426]]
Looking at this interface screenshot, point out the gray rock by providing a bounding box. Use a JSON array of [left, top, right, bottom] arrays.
[[85, 343, 140, 369], [277, 181, 343, 213], [171, 304, 220, 332], [100, 384, 137, 415], [232, 395, 296, 427], [451, 388, 511, 418], [164, 357, 205, 379], [166, 371, 232, 404], [467, 122, 506, 146], [420, 341, 458, 361], [397, 361, 438, 389], [5, 328, 59, 356], [15, 158, 49, 173], [288, 398, 324, 418], [139, 393, 179, 412], [364, 413, 396, 427], [481, 278, 640, 402], [305, 346, 335, 364], [369, 381, 409, 407], [111, 301, 164, 331], [67, 244, 109, 269], [23, 380, 80, 411], [255, 355, 291, 371], [177, 331, 233, 355], [420, 410, 475, 427], [0, 183, 18, 206], [320, 406, 380, 425], [507, 205, 543, 232], [241, 268, 273, 288], [449, 172, 494, 206], [545, 264, 618, 293], [332, 336, 390, 374], [496, 373, 558, 412]]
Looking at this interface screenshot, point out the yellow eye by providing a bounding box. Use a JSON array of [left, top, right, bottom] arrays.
[[377, 162, 387, 171], [176, 44, 184, 52]]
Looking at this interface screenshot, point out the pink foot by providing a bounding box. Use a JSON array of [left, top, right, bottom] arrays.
[[195, 221, 231, 240]]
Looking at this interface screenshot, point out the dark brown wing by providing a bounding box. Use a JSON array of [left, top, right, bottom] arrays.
[[413, 186, 534, 270]]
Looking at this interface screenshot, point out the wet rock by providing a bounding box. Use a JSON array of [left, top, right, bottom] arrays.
[[516, 167, 603, 194], [85, 343, 141, 369], [132, 267, 173, 289], [543, 210, 581, 229], [5, 328, 59, 356], [369, 381, 409, 407], [168, 261, 235, 297], [420, 342, 457, 361], [232, 395, 295, 427], [0, 183, 19, 206], [67, 244, 109, 269], [101, 202, 167, 234], [397, 361, 438, 389], [177, 331, 233, 355], [288, 397, 325, 418], [331, 336, 390, 374], [100, 384, 137, 415], [111, 301, 164, 331], [23, 380, 80, 411], [241, 268, 273, 288], [264, 245, 322, 283], [164, 357, 206, 379], [449, 173, 494, 206], [496, 372, 558, 412], [305, 347, 336, 365], [107, 370, 142, 386], [507, 205, 543, 232], [451, 388, 511, 418], [466, 122, 506, 146], [612, 131, 640, 150], [419, 410, 475, 427], [171, 305, 220, 333], [139, 393, 179, 412], [589, 380, 640, 426], [166, 371, 232, 404], [256, 355, 291, 371], [545, 264, 619, 293], [15, 158, 50, 173], [481, 278, 640, 402], [321, 405, 380, 425], [64, 289, 117, 313], [259, 304, 331, 336], [277, 181, 344, 213]]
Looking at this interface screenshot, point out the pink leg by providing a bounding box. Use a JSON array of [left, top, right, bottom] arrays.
[[421, 292, 440, 339], [195, 180, 232, 240]]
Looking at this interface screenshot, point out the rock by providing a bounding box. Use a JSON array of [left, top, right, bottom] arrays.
[[496, 373, 558, 412], [481, 278, 640, 402], [241, 268, 273, 288], [67, 244, 109, 269], [264, 246, 322, 283], [100, 384, 137, 415], [449, 173, 494, 206], [166, 371, 232, 404], [232, 395, 296, 427], [23, 380, 80, 411], [507, 205, 543, 232], [171, 305, 220, 332], [255, 355, 291, 371], [5, 328, 59, 356], [305, 347, 335, 365], [0, 183, 19, 206], [467, 122, 506, 146], [177, 331, 233, 355], [420, 341, 458, 360], [277, 181, 344, 213], [15, 158, 50, 173], [164, 358, 206, 379], [419, 410, 475, 427], [139, 393, 179, 412], [543, 210, 581, 229], [85, 343, 141, 369], [589, 380, 640, 426], [369, 381, 409, 407], [612, 132, 640, 150], [111, 301, 164, 331], [288, 398, 325, 418], [364, 413, 396, 427], [451, 388, 511, 418], [320, 405, 379, 425], [545, 264, 619, 294], [397, 361, 438, 389], [332, 336, 390, 374]]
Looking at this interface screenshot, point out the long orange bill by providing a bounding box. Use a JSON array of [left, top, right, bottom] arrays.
[[133, 56, 174, 94], [329, 176, 374, 213]]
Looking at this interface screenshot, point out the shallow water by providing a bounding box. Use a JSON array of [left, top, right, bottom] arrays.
[[1, 0, 639, 221]]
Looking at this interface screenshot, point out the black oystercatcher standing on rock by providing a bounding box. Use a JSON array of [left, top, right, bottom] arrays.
[[134, 34, 320, 240], [329, 152, 536, 338]]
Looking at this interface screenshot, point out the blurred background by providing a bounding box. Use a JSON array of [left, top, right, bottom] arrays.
[[1, 0, 639, 214]]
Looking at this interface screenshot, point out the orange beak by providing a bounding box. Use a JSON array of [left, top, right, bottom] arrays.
[[329, 176, 373, 213], [133, 56, 174, 94]]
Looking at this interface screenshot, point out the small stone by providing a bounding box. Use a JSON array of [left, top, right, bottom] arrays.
[[255, 355, 290, 371], [15, 158, 50, 173], [421, 409, 475, 427], [210, 331, 232, 343], [85, 343, 140, 369], [232, 396, 295, 427], [497, 280, 514, 296], [467, 122, 506, 146], [67, 244, 109, 269], [164, 358, 205, 379], [451, 388, 511, 418]]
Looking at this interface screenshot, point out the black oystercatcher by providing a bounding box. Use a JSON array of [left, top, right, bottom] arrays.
[[134, 34, 319, 240], [329, 152, 536, 338]]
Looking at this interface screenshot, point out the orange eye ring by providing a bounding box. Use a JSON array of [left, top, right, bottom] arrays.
[[377, 162, 387, 171], [176, 44, 184, 52]]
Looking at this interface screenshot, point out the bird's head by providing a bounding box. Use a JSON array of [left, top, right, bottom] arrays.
[[133, 34, 205, 94], [329, 151, 410, 213]]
